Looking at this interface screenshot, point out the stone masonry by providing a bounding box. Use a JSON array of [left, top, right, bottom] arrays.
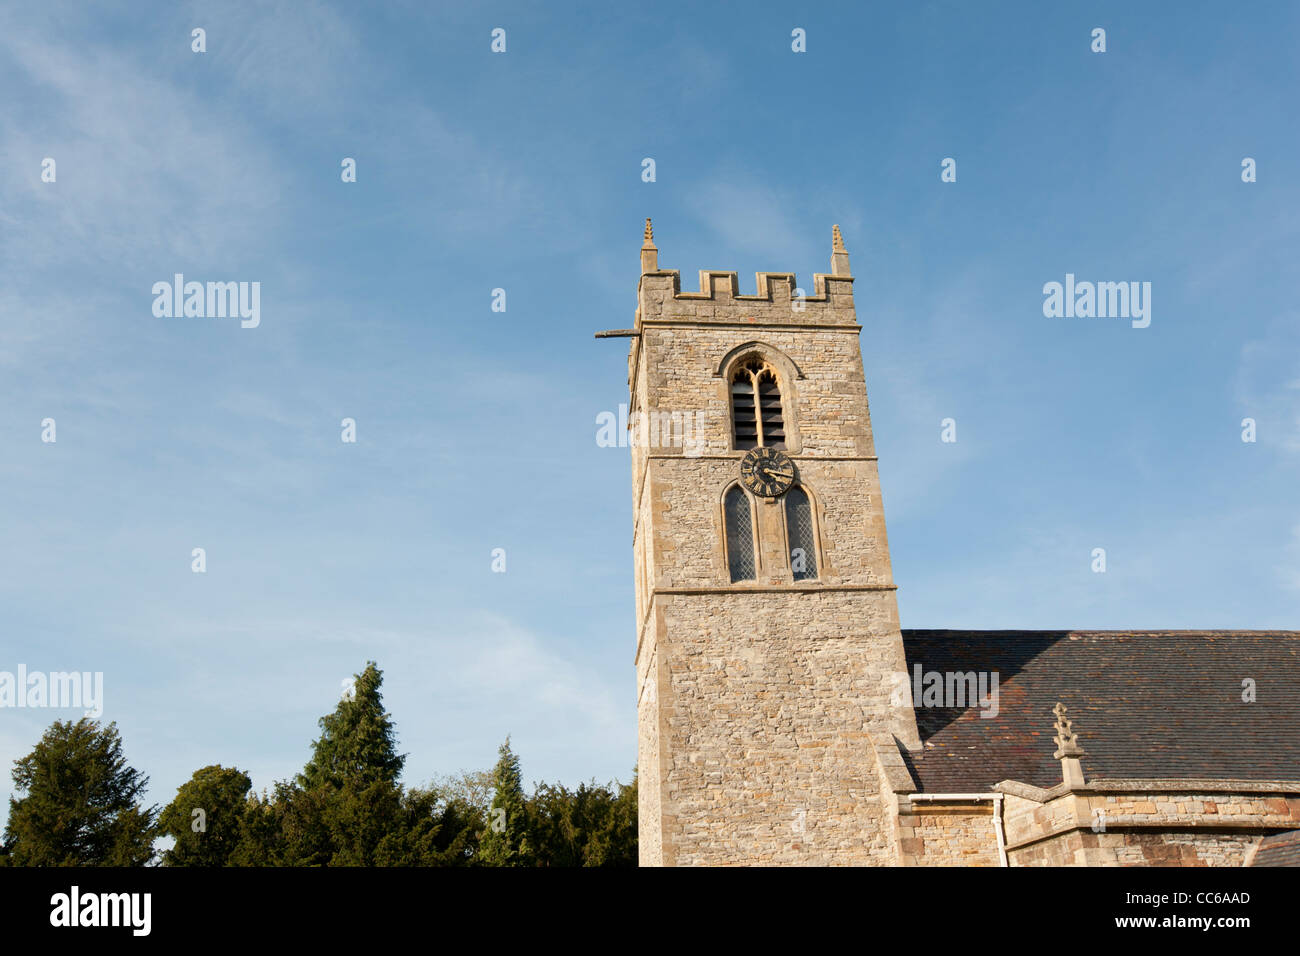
[[626, 222, 920, 866], [609, 224, 1300, 868]]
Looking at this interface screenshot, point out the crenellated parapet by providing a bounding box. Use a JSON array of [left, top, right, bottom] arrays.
[[634, 220, 858, 330]]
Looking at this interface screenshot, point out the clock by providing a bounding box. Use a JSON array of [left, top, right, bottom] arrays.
[[740, 447, 795, 497]]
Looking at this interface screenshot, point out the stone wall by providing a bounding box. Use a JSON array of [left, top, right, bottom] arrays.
[[1001, 784, 1300, 866], [642, 589, 911, 865], [1009, 828, 1260, 867], [896, 804, 1002, 866], [629, 232, 920, 865], [636, 639, 664, 866]]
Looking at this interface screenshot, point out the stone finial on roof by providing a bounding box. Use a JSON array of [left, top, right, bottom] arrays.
[[1051, 702, 1088, 788], [830, 224, 851, 277], [640, 218, 658, 273], [1052, 702, 1085, 757]]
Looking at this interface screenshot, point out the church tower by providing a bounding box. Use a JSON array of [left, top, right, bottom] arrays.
[[622, 222, 921, 866]]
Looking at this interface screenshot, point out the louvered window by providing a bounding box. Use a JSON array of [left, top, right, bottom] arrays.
[[724, 485, 756, 583], [731, 358, 785, 449], [730, 376, 758, 449], [784, 486, 818, 581]]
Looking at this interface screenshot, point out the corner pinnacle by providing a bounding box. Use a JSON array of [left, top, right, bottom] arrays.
[[640, 218, 658, 273], [830, 223, 851, 276]]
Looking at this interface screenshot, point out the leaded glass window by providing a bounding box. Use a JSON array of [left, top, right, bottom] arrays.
[[785, 485, 818, 581], [724, 485, 756, 582]]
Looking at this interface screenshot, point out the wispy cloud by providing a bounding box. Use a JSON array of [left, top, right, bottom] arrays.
[[1234, 311, 1300, 455], [0, 25, 283, 274]]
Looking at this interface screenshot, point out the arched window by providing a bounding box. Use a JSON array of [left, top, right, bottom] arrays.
[[724, 485, 756, 583], [784, 485, 818, 581], [731, 358, 785, 449]]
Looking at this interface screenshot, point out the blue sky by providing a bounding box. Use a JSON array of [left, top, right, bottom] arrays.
[[1, 1, 1297, 823]]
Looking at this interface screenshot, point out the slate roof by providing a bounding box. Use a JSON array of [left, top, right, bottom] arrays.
[[1248, 830, 1300, 866], [898, 630, 1300, 793]]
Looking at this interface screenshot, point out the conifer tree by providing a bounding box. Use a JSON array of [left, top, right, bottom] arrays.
[[299, 661, 405, 791], [283, 662, 424, 865], [477, 737, 533, 866], [3, 718, 156, 866], [157, 765, 252, 866], [585, 772, 637, 866]]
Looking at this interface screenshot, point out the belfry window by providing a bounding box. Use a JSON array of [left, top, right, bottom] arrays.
[[724, 485, 756, 583], [731, 358, 785, 450], [785, 486, 818, 581]]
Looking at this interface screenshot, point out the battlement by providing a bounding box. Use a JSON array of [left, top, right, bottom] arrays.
[[634, 221, 857, 329], [650, 269, 852, 302]]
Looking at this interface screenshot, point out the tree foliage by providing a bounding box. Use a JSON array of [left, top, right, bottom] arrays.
[[2, 667, 638, 867], [477, 737, 534, 866], [531, 774, 637, 867], [3, 718, 156, 866], [231, 663, 481, 866], [477, 738, 636, 867], [299, 661, 404, 792], [158, 765, 252, 866]]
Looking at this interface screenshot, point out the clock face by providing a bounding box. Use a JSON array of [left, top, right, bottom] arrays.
[[740, 447, 795, 497]]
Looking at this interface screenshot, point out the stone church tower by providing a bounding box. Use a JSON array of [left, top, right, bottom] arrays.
[[606, 222, 1300, 868], [620, 222, 920, 866]]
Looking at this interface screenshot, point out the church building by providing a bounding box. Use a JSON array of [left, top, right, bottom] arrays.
[[602, 221, 1300, 866]]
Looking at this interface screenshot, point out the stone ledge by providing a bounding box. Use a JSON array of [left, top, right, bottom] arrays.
[[642, 454, 879, 462], [994, 778, 1300, 803], [1003, 815, 1296, 852], [640, 319, 863, 332], [869, 731, 917, 796], [993, 780, 1070, 803], [1084, 778, 1300, 794], [653, 584, 898, 596]]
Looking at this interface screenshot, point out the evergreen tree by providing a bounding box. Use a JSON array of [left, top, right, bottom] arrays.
[[157, 765, 252, 866], [528, 773, 638, 867], [477, 737, 533, 866], [298, 662, 404, 791], [3, 718, 156, 866], [372, 785, 478, 866], [297, 662, 400, 865], [419, 772, 489, 865], [256, 661, 477, 866], [529, 781, 580, 867], [230, 782, 332, 867], [228, 788, 282, 866], [233, 778, 482, 867], [585, 772, 637, 866], [419, 786, 483, 865]]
